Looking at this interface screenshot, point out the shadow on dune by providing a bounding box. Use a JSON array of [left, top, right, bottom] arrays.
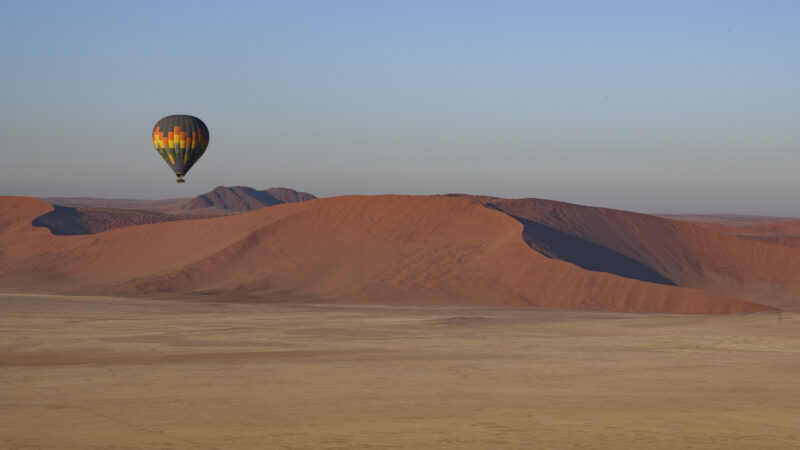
[[32, 206, 92, 235], [509, 214, 676, 286], [32, 205, 193, 235]]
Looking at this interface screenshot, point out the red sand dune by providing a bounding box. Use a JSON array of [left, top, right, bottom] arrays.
[[489, 198, 800, 308], [658, 213, 798, 227], [1, 195, 797, 314], [29, 186, 320, 236], [677, 219, 800, 249]]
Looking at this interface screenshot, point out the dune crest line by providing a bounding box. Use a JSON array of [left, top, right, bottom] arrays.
[[2, 194, 798, 313]]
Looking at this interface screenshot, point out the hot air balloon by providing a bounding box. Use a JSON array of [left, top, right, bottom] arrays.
[[152, 115, 210, 183]]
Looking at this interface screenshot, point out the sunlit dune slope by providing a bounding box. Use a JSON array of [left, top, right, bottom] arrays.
[[681, 219, 800, 249], [0, 195, 779, 314], [488, 198, 800, 308]]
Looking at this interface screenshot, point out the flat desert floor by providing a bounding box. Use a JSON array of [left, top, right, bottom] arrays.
[[1, 294, 798, 449]]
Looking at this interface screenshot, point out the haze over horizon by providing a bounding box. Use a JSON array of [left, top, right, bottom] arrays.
[[1, 1, 798, 215]]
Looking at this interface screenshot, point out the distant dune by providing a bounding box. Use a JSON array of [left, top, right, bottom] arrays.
[[41, 186, 316, 214], [31, 205, 197, 235], [658, 213, 798, 226], [3, 194, 799, 314], [665, 215, 800, 249], [40, 196, 189, 210], [263, 187, 317, 204], [182, 186, 317, 213], [31, 186, 318, 235]]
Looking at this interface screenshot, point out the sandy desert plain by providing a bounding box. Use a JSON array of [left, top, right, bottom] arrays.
[[1, 190, 800, 448], [1, 294, 799, 449]]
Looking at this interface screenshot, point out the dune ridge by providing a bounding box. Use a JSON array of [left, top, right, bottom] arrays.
[[488, 198, 800, 308], [1, 194, 796, 313], [29, 186, 319, 235], [6, 195, 800, 313]]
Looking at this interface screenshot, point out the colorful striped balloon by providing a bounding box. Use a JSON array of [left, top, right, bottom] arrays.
[[152, 115, 210, 183]]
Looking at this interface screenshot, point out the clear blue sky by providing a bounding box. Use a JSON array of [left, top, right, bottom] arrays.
[[0, 1, 798, 215]]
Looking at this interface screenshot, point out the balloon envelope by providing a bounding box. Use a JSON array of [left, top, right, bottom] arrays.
[[152, 115, 210, 182]]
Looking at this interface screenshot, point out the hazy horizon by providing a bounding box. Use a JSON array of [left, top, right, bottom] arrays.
[[1, 1, 798, 216]]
